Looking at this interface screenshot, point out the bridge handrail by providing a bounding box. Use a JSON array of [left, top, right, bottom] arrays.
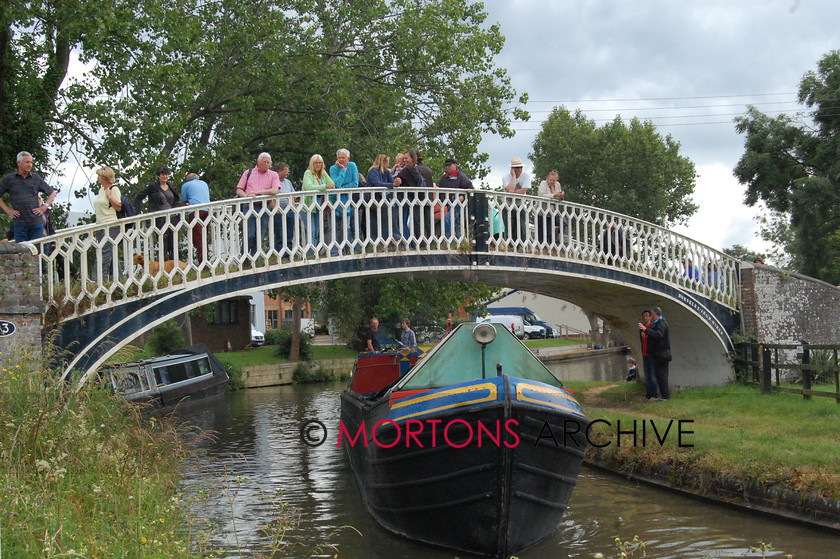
[[33, 188, 739, 323]]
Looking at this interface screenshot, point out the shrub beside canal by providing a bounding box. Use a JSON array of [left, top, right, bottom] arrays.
[[0, 349, 201, 557]]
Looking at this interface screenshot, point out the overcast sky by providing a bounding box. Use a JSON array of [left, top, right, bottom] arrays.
[[478, 0, 839, 254]]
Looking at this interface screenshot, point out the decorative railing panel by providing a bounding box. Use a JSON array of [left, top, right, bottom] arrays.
[[34, 188, 739, 322]]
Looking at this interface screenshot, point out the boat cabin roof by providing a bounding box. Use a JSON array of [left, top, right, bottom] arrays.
[[392, 322, 562, 392]]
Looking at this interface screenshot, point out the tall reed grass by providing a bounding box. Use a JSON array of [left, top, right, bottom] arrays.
[[0, 347, 203, 557]]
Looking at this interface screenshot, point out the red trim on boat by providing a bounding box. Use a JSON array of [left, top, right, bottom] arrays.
[[389, 389, 432, 406]]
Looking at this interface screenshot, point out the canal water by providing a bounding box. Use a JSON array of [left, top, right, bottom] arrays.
[[178, 383, 838, 558]]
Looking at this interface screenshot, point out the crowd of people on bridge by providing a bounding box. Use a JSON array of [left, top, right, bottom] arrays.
[[3, 149, 691, 401], [1, 148, 578, 258], [2, 148, 729, 302]]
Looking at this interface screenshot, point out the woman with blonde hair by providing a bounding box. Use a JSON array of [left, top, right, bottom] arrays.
[[366, 155, 395, 240], [93, 166, 122, 281], [301, 154, 335, 251], [537, 169, 565, 244]]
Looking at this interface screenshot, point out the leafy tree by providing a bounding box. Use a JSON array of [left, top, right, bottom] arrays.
[[4, 0, 525, 199], [0, 0, 139, 167], [146, 319, 184, 355], [722, 244, 766, 264], [0, 0, 147, 231], [320, 278, 499, 351], [267, 284, 320, 361], [734, 50, 840, 283], [529, 107, 697, 226]]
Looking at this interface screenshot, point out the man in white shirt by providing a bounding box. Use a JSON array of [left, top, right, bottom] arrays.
[[503, 156, 531, 243]]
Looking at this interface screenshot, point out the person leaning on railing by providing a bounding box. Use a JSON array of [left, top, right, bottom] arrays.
[[503, 157, 530, 243], [393, 149, 423, 244], [180, 172, 211, 263], [329, 149, 360, 253], [415, 152, 436, 241], [136, 165, 179, 261], [438, 157, 473, 237], [301, 154, 335, 254], [235, 152, 280, 257], [366, 154, 395, 242], [93, 166, 122, 282], [537, 170, 565, 244], [272, 162, 297, 254]]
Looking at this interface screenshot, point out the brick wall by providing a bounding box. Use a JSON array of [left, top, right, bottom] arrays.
[[188, 297, 253, 353], [0, 243, 45, 366], [740, 262, 840, 344]]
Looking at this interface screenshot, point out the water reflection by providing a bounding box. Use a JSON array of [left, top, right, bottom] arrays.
[[177, 383, 837, 558]]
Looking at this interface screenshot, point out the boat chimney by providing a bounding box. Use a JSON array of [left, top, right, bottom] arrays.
[[496, 362, 503, 377]]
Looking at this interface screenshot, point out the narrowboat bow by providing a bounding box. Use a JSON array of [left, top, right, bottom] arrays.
[[340, 322, 588, 558]]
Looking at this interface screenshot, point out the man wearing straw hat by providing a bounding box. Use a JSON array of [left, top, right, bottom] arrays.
[[503, 156, 531, 243]]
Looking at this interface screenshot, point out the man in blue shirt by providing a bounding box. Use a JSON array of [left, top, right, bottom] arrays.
[[0, 151, 57, 242], [329, 148, 359, 253], [180, 172, 211, 263], [272, 162, 297, 254]]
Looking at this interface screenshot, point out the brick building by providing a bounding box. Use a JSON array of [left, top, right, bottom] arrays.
[[187, 296, 253, 352], [258, 292, 314, 332]]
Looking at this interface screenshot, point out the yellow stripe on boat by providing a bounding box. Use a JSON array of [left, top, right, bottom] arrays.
[[515, 382, 588, 420], [389, 382, 499, 421]]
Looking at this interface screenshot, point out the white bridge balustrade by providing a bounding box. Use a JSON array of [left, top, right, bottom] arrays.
[[34, 188, 739, 323]]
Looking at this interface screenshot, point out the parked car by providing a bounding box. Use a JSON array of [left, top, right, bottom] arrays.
[[251, 328, 265, 347], [486, 306, 553, 338], [479, 315, 545, 340], [415, 325, 447, 344]]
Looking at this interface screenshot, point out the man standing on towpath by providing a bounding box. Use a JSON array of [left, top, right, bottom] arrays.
[[639, 306, 671, 401]]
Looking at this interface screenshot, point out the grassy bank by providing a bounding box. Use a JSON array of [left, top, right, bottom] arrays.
[[523, 337, 589, 350], [215, 344, 358, 369], [214, 336, 582, 368], [0, 350, 207, 557], [569, 381, 840, 503]]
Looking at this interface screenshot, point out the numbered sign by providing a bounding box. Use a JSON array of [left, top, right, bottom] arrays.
[[0, 320, 16, 337]]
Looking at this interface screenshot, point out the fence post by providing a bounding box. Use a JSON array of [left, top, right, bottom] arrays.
[[801, 341, 811, 400], [835, 349, 840, 405], [762, 346, 772, 394], [471, 191, 489, 254], [750, 343, 759, 383]]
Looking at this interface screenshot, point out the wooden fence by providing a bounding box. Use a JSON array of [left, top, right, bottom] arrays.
[[735, 342, 840, 403]]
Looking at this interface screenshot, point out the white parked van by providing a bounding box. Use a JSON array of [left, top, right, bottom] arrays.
[[479, 315, 545, 340]]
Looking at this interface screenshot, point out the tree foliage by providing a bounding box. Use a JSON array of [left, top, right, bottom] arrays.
[[3, 0, 526, 199], [734, 50, 840, 283], [722, 244, 766, 264], [529, 107, 698, 226], [3, 0, 520, 346], [320, 278, 498, 351]]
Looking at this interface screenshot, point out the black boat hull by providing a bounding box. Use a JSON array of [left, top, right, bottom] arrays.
[[340, 377, 587, 557]]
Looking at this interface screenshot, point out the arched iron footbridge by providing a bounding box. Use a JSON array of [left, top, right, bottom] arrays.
[[34, 188, 740, 386]]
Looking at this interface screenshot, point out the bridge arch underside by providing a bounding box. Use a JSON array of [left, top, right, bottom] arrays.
[[55, 253, 739, 387]]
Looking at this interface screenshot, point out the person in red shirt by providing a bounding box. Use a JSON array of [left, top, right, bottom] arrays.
[[639, 309, 660, 400]]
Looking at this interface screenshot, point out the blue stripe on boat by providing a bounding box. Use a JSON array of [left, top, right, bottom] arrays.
[[511, 379, 588, 420], [388, 377, 587, 423], [388, 377, 505, 422]]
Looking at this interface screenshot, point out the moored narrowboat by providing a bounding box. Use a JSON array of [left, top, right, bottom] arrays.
[[340, 322, 588, 557]]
